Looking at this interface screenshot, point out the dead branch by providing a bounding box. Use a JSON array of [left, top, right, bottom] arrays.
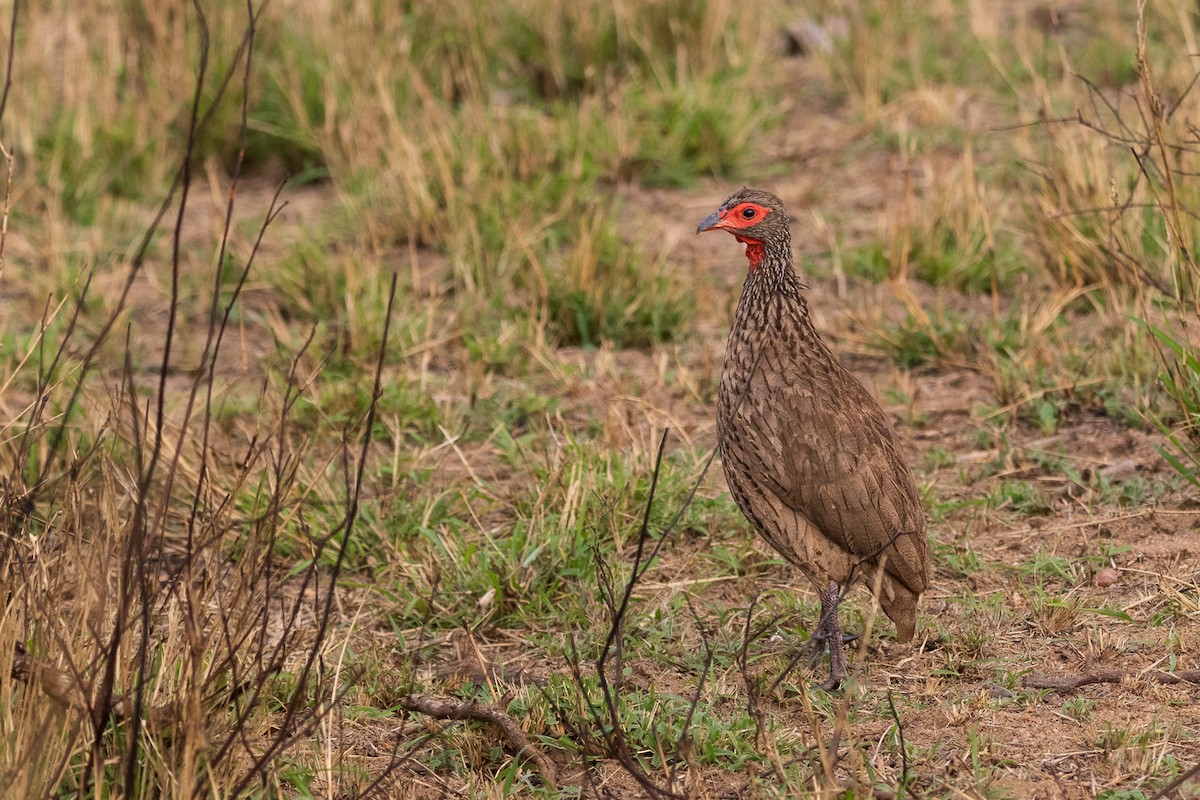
[[11, 643, 177, 728], [1024, 669, 1200, 692], [397, 694, 557, 788]]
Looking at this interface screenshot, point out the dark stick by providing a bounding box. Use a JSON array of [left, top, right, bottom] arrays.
[[397, 694, 558, 787], [1149, 758, 1200, 800], [1024, 669, 1200, 692], [887, 689, 910, 799]]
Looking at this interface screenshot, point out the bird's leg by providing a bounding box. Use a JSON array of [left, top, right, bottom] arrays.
[[818, 580, 847, 691], [809, 629, 860, 649], [806, 586, 857, 664]]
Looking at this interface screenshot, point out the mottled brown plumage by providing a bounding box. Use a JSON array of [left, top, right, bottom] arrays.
[[697, 188, 929, 689]]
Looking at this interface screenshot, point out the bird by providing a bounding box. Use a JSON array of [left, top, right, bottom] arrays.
[[697, 187, 929, 690]]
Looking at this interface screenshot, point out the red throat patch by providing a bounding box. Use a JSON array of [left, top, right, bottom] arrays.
[[736, 235, 765, 270]]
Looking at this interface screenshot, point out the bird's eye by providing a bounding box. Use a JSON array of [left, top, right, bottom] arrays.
[[741, 207, 756, 220]]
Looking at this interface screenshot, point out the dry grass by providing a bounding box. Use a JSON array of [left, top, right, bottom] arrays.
[[3, 0, 1200, 798]]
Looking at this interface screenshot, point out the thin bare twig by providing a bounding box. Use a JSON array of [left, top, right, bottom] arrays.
[[739, 595, 790, 786], [556, 429, 694, 800], [886, 689, 910, 798], [228, 273, 399, 796], [0, 0, 18, 126], [29, 0, 262, 496], [591, 429, 689, 800]]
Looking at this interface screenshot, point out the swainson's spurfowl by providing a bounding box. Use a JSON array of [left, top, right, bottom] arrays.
[[697, 188, 929, 690]]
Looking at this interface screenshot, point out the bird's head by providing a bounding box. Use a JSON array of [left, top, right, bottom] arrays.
[[695, 188, 791, 271]]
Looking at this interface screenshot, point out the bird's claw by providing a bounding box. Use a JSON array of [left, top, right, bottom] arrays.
[[818, 675, 843, 692]]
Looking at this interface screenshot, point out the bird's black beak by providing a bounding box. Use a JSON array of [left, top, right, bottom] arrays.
[[696, 211, 722, 234]]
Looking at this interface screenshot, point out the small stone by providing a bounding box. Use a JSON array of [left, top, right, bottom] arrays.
[[1094, 567, 1120, 588]]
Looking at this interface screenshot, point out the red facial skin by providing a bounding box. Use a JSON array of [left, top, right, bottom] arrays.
[[706, 202, 771, 270]]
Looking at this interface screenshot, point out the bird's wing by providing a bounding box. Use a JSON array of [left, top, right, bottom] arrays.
[[737, 349, 929, 594]]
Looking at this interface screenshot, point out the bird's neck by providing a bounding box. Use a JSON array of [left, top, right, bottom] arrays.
[[741, 236, 805, 302], [728, 238, 815, 371], [722, 235, 827, 421]]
